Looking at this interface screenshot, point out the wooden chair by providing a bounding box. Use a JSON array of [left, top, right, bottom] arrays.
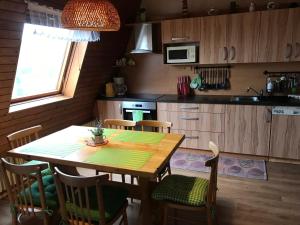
[[137, 120, 172, 133], [0, 158, 58, 225], [104, 119, 136, 130], [152, 141, 220, 225], [53, 167, 128, 225], [136, 120, 173, 181]]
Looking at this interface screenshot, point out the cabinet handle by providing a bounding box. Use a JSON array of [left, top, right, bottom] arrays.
[[119, 104, 123, 115], [185, 136, 199, 139], [285, 43, 293, 59], [265, 108, 272, 123], [230, 46, 236, 61], [295, 42, 300, 58], [180, 107, 199, 110], [179, 117, 199, 121], [171, 37, 189, 41], [224, 47, 228, 60]]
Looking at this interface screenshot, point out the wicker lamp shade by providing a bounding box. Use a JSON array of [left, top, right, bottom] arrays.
[[61, 0, 120, 31]]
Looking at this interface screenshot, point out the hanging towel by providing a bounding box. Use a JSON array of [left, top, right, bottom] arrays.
[[132, 110, 143, 122]]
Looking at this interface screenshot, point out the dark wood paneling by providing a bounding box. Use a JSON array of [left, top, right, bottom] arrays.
[[0, 0, 141, 153]]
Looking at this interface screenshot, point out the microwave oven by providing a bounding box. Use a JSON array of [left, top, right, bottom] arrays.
[[164, 44, 199, 64]]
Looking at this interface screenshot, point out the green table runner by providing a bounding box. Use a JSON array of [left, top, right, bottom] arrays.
[[20, 142, 84, 158], [112, 132, 165, 144], [85, 147, 153, 169]]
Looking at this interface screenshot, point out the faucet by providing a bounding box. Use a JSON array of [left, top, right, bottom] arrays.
[[247, 87, 264, 96]]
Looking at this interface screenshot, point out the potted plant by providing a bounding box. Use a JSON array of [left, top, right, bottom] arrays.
[[90, 120, 105, 144]]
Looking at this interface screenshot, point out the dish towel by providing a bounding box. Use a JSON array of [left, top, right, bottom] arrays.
[[132, 110, 143, 122]]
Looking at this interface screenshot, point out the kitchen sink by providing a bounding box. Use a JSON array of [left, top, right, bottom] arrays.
[[230, 96, 260, 102], [230, 96, 291, 103]]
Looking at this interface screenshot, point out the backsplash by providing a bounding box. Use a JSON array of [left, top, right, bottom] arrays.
[[122, 54, 300, 96]]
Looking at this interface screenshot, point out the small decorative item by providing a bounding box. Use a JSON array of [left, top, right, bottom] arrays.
[[208, 8, 218, 16], [249, 1, 256, 12], [182, 0, 189, 17], [89, 120, 106, 145], [267, 1, 279, 10], [230, 1, 238, 13]]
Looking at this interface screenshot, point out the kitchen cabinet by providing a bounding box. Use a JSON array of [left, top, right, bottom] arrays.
[[291, 8, 300, 61], [227, 11, 261, 63], [270, 114, 300, 160], [224, 105, 271, 156], [157, 102, 225, 150], [200, 15, 227, 64], [258, 9, 293, 62], [200, 12, 260, 64], [161, 18, 200, 44], [97, 100, 123, 121]]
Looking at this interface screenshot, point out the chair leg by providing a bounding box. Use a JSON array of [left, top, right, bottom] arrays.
[[130, 176, 134, 203], [122, 208, 128, 225], [207, 206, 217, 225], [121, 174, 125, 183], [11, 211, 17, 225], [163, 205, 168, 225]]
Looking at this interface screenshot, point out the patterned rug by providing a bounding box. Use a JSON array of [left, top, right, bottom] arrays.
[[170, 151, 267, 180]]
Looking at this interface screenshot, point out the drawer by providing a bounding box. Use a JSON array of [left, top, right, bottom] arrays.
[[158, 102, 225, 113], [172, 129, 224, 150], [158, 111, 224, 132]]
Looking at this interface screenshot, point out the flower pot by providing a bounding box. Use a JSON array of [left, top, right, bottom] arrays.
[[94, 135, 104, 144]]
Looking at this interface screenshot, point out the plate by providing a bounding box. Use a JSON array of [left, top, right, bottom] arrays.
[[86, 139, 109, 147]]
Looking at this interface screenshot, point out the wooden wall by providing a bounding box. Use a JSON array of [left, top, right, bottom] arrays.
[[0, 0, 140, 153], [123, 54, 300, 96]]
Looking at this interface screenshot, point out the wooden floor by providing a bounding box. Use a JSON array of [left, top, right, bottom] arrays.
[[1, 156, 300, 225]]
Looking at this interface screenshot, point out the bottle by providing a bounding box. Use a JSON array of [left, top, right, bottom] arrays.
[[249, 2, 256, 12], [266, 78, 274, 94]]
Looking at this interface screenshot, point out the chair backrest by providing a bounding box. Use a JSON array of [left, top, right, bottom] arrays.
[[136, 120, 172, 133], [7, 125, 42, 149], [0, 158, 49, 220], [53, 167, 110, 225], [104, 119, 136, 130], [205, 141, 220, 206]]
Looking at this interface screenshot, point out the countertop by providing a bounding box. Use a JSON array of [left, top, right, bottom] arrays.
[[98, 94, 300, 106]]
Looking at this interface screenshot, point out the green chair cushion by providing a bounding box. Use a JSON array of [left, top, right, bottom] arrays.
[[21, 175, 58, 210], [152, 175, 209, 207], [22, 160, 52, 176], [65, 185, 128, 222]]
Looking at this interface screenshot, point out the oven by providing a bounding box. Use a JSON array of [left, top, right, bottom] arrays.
[[122, 101, 157, 121]]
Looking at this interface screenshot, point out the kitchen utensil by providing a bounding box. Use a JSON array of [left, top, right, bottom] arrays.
[[225, 68, 231, 89], [105, 82, 115, 97]]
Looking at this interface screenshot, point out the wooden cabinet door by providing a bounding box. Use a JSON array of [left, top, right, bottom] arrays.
[[161, 18, 200, 44], [291, 8, 300, 61], [97, 100, 123, 121], [227, 12, 261, 63], [224, 105, 271, 156], [270, 115, 300, 160], [200, 15, 227, 64], [258, 9, 293, 62]]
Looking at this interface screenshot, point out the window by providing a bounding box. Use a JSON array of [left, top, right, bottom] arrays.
[[12, 23, 72, 102]]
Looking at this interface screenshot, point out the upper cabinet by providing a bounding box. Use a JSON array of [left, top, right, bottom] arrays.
[[161, 18, 200, 43], [227, 12, 261, 63], [258, 9, 293, 62], [258, 8, 300, 62], [200, 12, 261, 64], [291, 8, 300, 61], [200, 15, 227, 64]]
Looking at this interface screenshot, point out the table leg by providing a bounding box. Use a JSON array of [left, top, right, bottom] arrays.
[[138, 177, 152, 225]]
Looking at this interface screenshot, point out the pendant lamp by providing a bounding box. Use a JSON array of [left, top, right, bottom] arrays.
[[61, 0, 121, 31]]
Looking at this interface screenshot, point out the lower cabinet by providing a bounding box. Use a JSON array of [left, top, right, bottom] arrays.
[[224, 105, 272, 156], [97, 100, 123, 121], [158, 102, 225, 150], [270, 115, 300, 160]]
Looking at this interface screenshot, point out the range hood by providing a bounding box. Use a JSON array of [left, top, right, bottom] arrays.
[[130, 23, 161, 54]]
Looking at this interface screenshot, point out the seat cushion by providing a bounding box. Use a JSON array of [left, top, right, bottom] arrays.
[[22, 160, 52, 176], [21, 175, 58, 210], [152, 175, 209, 207], [65, 185, 128, 222]]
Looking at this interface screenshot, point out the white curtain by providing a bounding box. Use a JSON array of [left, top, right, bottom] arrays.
[[27, 1, 100, 42]]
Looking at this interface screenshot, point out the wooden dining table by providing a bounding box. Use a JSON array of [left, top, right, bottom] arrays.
[[6, 125, 184, 225]]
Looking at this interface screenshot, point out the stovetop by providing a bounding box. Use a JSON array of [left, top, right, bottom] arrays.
[[98, 93, 164, 102]]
